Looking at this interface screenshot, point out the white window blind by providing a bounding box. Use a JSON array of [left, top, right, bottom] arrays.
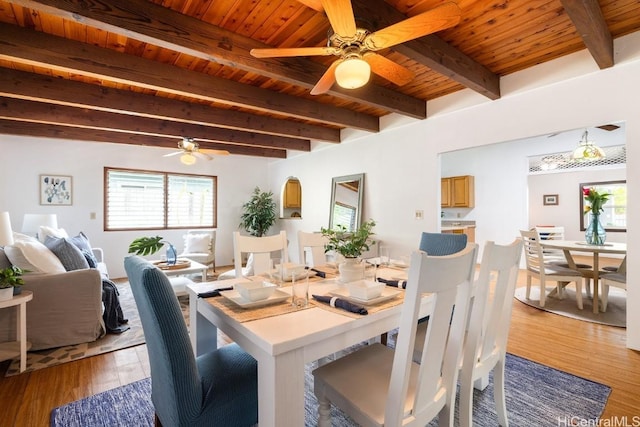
[[105, 168, 216, 231]]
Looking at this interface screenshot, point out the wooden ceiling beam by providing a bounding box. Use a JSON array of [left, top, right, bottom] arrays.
[[0, 97, 311, 151], [350, 0, 501, 100], [0, 68, 340, 143], [0, 23, 379, 132], [8, 0, 426, 119], [560, 0, 614, 68], [0, 119, 286, 158]]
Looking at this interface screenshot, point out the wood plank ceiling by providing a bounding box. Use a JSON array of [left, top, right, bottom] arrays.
[[0, 0, 639, 159]]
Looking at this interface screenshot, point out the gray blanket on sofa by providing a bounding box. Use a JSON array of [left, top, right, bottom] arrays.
[[102, 278, 129, 334]]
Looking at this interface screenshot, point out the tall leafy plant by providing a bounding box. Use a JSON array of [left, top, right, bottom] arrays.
[[239, 187, 276, 237]]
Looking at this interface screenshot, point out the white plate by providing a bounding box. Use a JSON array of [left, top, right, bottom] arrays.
[[329, 286, 402, 306], [219, 289, 290, 309]]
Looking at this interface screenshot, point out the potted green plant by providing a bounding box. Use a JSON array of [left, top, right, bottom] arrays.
[[0, 265, 25, 300], [128, 236, 178, 265], [321, 219, 376, 283], [239, 187, 276, 237]]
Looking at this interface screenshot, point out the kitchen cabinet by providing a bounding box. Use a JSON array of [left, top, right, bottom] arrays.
[[441, 226, 476, 243], [283, 179, 301, 208], [441, 175, 474, 208]]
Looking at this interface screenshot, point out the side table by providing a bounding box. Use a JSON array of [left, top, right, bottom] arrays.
[[0, 290, 33, 373]]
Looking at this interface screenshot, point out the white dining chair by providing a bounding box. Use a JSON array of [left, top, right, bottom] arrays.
[[600, 256, 626, 312], [534, 226, 594, 296], [459, 238, 523, 427], [297, 230, 328, 267], [312, 244, 478, 427], [520, 229, 584, 309], [233, 231, 288, 278]]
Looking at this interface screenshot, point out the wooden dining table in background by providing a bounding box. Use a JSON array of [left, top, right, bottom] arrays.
[[539, 240, 627, 314]]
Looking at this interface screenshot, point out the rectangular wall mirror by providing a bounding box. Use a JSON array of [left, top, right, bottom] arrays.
[[328, 173, 364, 232]]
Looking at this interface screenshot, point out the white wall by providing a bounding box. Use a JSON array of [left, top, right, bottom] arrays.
[[0, 137, 270, 278], [268, 32, 640, 349]]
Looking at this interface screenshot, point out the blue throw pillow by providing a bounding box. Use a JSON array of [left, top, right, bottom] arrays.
[[70, 231, 93, 254], [44, 236, 90, 271]]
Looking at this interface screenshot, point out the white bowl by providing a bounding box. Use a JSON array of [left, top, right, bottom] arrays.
[[235, 281, 278, 302], [346, 280, 384, 300], [280, 262, 305, 277]]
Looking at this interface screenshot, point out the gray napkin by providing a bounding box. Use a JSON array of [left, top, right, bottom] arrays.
[[312, 294, 368, 315]]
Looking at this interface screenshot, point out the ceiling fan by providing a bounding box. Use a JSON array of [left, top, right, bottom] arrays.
[[163, 137, 229, 165], [250, 0, 461, 95]]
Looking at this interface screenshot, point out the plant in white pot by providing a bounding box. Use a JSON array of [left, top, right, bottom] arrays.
[[321, 219, 376, 283], [0, 266, 25, 300]]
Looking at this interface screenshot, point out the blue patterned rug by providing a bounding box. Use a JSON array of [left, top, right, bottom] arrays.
[[51, 352, 610, 426]]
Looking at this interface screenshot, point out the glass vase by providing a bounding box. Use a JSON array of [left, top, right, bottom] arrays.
[[166, 244, 177, 265], [585, 213, 606, 245]]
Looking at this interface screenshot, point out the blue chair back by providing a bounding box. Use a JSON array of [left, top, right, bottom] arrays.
[[419, 232, 468, 256], [125, 256, 201, 424]]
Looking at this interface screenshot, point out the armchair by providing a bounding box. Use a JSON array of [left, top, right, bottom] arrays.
[[179, 229, 216, 279]]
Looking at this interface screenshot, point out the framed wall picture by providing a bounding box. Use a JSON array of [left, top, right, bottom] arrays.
[[40, 175, 73, 205], [543, 194, 558, 206]]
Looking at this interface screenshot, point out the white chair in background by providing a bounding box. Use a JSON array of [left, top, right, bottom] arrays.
[[232, 230, 288, 278], [600, 257, 626, 312], [297, 230, 328, 267], [459, 239, 523, 427], [312, 244, 478, 427], [534, 225, 594, 296], [179, 229, 216, 279], [520, 229, 584, 309]]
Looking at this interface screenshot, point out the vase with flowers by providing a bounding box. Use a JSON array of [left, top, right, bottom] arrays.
[[583, 187, 608, 245], [321, 219, 376, 283]]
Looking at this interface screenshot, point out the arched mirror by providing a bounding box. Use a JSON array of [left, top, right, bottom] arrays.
[[328, 173, 364, 232]]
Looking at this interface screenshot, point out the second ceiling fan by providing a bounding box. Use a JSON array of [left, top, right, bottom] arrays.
[[250, 0, 461, 95]]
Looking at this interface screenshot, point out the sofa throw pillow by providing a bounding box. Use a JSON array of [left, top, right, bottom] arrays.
[[81, 249, 98, 268], [183, 233, 211, 253], [44, 236, 90, 271], [38, 226, 69, 243], [70, 231, 93, 254], [4, 240, 66, 273]]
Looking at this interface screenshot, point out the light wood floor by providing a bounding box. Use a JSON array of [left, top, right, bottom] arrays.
[[1, 261, 639, 426]]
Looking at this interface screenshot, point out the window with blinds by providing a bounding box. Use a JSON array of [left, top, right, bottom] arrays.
[[105, 168, 216, 231]]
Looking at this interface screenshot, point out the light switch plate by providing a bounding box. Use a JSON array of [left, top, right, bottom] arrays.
[[415, 210, 424, 220]]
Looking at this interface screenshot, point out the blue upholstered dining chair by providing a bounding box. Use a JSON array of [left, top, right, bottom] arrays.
[[419, 231, 468, 256], [124, 256, 258, 427]]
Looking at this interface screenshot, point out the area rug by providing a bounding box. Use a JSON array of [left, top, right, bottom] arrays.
[[514, 285, 626, 328], [51, 352, 610, 426], [5, 282, 190, 376]]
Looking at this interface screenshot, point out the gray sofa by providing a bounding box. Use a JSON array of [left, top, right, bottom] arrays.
[[0, 247, 106, 350]]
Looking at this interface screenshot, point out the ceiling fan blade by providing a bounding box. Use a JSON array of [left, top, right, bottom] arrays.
[[364, 2, 461, 50], [163, 151, 182, 157], [310, 60, 340, 95], [200, 148, 230, 156], [193, 151, 213, 161], [364, 52, 414, 87], [250, 46, 338, 58], [321, 0, 357, 38]]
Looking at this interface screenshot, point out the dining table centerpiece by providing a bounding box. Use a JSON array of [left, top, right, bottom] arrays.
[[583, 187, 609, 245], [321, 219, 376, 283]]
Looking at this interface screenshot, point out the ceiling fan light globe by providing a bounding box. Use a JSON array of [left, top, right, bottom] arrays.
[[180, 153, 197, 165], [335, 58, 371, 89]]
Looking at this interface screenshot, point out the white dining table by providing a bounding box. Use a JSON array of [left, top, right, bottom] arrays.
[[539, 240, 627, 313], [186, 269, 432, 427]]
